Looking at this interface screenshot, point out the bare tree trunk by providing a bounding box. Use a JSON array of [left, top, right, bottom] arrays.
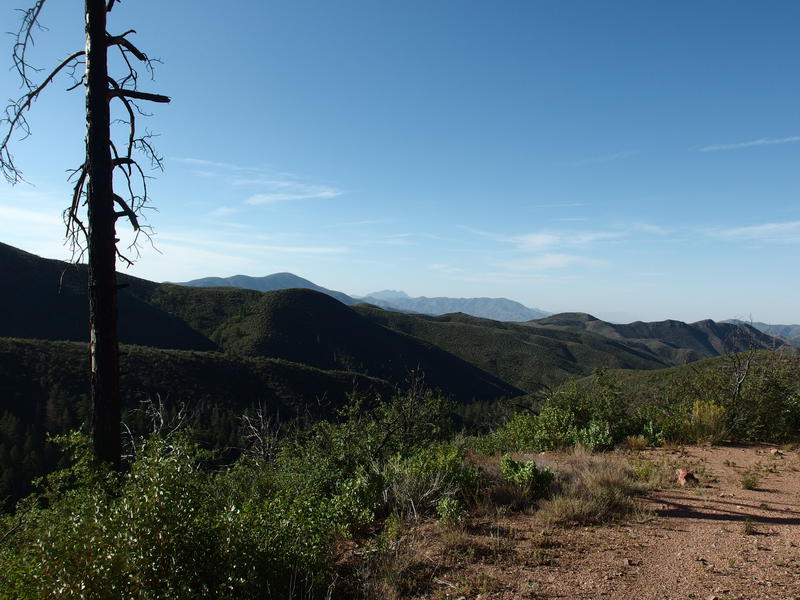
[[85, 0, 121, 469]]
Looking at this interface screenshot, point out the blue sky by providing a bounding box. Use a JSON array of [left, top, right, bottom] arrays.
[[1, 0, 798, 323]]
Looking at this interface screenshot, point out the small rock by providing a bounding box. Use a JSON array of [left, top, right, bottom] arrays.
[[622, 558, 632, 566], [707, 595, 718, 600], [770, 448, 783, 456], [677, 468, 699, 486]]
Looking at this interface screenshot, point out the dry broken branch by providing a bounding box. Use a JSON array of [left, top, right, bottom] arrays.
[[108, 89, 171, 104]]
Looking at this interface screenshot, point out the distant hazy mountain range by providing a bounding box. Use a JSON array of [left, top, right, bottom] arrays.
[[360, 289, 550, 322], [723, 319, 800, 347], [179, 274, 550, 322]]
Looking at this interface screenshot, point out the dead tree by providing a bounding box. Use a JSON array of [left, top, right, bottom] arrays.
[[1, 0, 170, 469]]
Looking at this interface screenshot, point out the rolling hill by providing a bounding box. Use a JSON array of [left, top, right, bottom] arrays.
[[0, 242, 519, 403], [178, 272, 357, 305], [355, 307, 673, 391], [532, 312, 782, 364]]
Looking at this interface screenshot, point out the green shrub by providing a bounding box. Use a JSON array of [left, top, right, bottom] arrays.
[[381, 442, 479, 518], [436, 497, 466, 528], [499, 455, 554, 498], [473, 411, 537, 454], [530, 405, 578, 451], [0, 434, 336, 599], [641, 419, 665, 447], [574, 419, 613, 452]]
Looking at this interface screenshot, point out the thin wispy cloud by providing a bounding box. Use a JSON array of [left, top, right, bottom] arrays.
[[628, 222, 671, 235], [449, 271, 565, 286], [698, 136, 800, 152], [0, 206, 62, 226], [245, 188, 341, 205], [511, 230, 622, 251], [531, 202, 588, 209], [496, 253, 607, 271], [428, 263, 465, 275], [552, 151, 636, 168], [209, 206, 240, 218], [322, 219, 391, 229], [158, 232, 347, 255], [713, 220, 800, 243], [456, 224, 497, 239], [376, 233, 416, 246], [174, 157, 344, 205], [459, 224, 624, 251]]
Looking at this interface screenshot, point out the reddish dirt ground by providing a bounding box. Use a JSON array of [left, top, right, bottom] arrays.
[[344, 444, 800, 600]]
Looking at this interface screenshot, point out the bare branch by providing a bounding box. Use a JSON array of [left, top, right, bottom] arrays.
[[107, 31, 147, 62], [113, 193, 140, 230], [1, 50, 85, 183], [12, 0, 48, 90], [108, 89, 171, 104]]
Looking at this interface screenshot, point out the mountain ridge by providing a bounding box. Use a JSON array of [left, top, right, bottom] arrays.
[[178, 272, 358, 306], [360, 293, 550, 322]]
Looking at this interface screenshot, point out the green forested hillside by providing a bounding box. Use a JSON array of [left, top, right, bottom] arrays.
[[532, 312, 780, 364], [355, 306, 679, 391], [0, 337, 394, 505]]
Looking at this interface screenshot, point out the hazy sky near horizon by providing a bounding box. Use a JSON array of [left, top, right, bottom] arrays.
[[1, 1, 798, 323]]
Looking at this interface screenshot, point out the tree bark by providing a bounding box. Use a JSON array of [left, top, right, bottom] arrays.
[[85, 0, 121, 469]]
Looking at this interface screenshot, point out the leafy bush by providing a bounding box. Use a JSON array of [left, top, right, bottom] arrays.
[[381, 442, 479, 518], [499, 455, 554, 498], [529, 405, 578, 451], [436, 497, 466, 528], [0, 434, 336, 599], [574, 419, 613, 452]]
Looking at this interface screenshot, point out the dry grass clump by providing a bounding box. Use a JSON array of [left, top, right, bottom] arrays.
[[630, 456, 678, 488], [740, 470, 761, 490], [538, 449, 647, 525], [347, 528, 437, 600], [624, 435, 649, 451]]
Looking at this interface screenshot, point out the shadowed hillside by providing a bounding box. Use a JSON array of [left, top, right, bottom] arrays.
[[0, 242, 216, 351], [531, 312, 781, 364], [0, 243, 518, 403]]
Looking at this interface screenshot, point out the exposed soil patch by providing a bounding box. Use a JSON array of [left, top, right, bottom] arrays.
[[339, 443, 800, 599]]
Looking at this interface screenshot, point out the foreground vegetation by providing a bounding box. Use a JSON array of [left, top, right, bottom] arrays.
[[1, 350, 798, 598]]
